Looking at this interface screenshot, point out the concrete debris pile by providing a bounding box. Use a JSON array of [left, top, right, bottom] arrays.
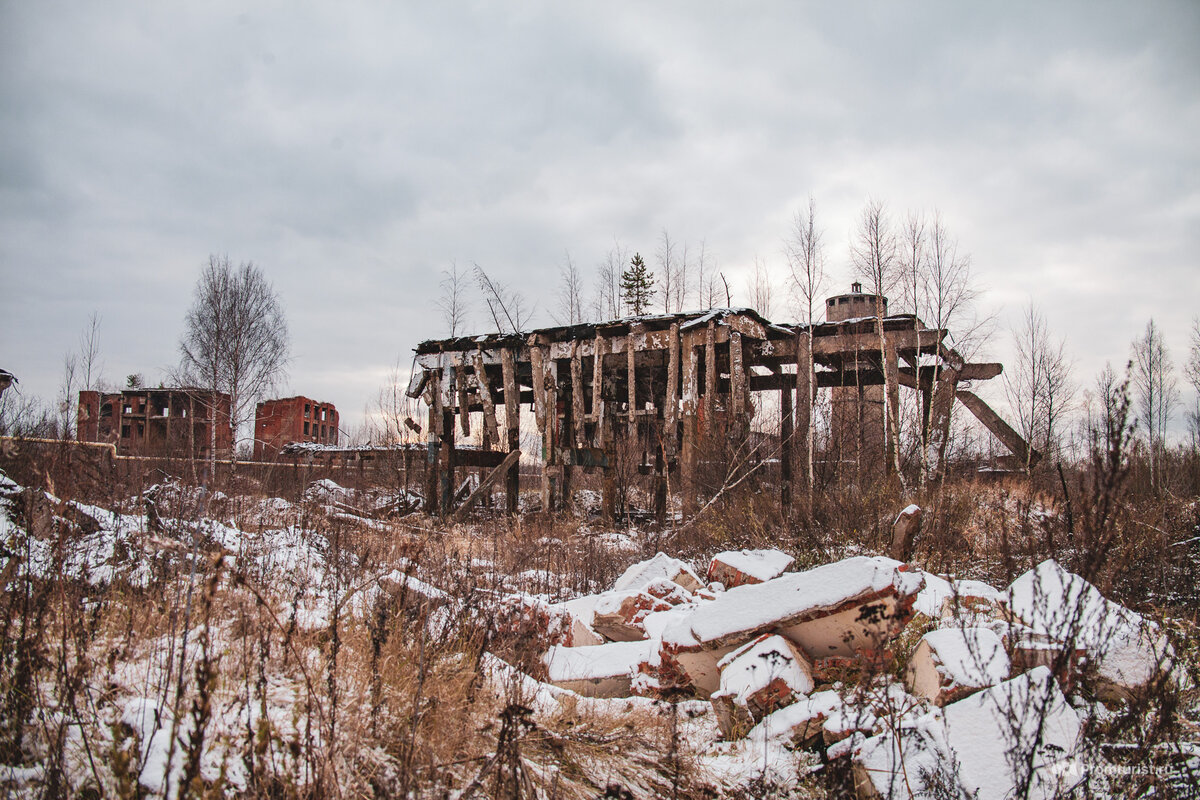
[[1004, 558, 1175, 700], [536, 546, 1178, 798], [705, 548, 795, 588]]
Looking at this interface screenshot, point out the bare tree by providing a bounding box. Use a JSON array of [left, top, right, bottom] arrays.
[[593, 239, 628, 322], [1004, 304, 1075, 472], [694, 239, 717, 310], [552, 252, 586, 326], [0, 389, 55, 439], [1084, 363, 1126, 459], [1041, 330, 1076, 465], [917, 214, 992, 482], [746, 256, 773, 318], [437, 261, 470, 337], [785, 199, 828, 324], [1132, 318, 1180, 490], [656, 229, 684, 313], [850, 199, 902, 478], [1185, 318, 1200, 450], [678, 241, 692, 311], [784, 197, 827, 509], [178, 255, 290, 467], [56, 353, 79, 439], [79, 312, 103, 391], [921, 213, 990, 357], [371, 357, 423, 448], [899, 211, 927, 318], [474, 264, 532, 334], [898, 211, 928, 480]]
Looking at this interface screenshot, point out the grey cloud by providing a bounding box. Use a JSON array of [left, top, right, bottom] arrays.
[[1, 1, 1198, 434]]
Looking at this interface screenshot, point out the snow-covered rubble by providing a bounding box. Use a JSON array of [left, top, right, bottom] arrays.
[[525, 548, 1183, 796], [710, 634, 814, 738], [1004, 559, 1175, 699], [611, 551, 703, 593], [2, 468, 1187, 798], [853, 666, 1084, 800], [705, 547, 794, 588], [663, 556, 923, 694], [906, 627, 1010, 705], [592, 578, 694, 641], [543, 640, 657, 697]]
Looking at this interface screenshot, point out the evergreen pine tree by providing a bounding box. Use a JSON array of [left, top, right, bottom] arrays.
[[621, 253, 656, 316]]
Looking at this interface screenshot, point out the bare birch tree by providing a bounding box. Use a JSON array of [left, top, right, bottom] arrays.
[[746, 256, 774, 318], [784, 196, 827, 509], [79, 312, 103, 391], [850, 199, 902, 478], [178, 255, 290, 468], [657, 229, 684, 313], [437, 261, 470, 337], [1185, 318, 1200, 450], [898, 212, 927, 477], [474, 264, 532, 334], [921, 213, 990, 358], [678, 241, 691, 311], [1004, 304, 1074, 472], [552, 252, 586, 326], [917, 214, 992, 482], [57, 353, 79, 439], [1132, 318, 1180, 490], [694, 240, 722, 309], [899, 211, 927, 319], [594, 239, 628, 321]]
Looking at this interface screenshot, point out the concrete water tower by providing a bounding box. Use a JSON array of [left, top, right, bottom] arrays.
[[825, 281, 887, 323], [826, 282, 889, 474]]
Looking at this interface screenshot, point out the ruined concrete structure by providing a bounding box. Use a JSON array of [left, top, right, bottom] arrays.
[[77, 388, 232, 459], [253, 396, 339, 460], [826, 281, 888, 464], [410, 292, 1037, 519]]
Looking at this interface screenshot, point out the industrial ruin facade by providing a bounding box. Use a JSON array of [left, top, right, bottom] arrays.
[[253, 396, 339, 460], [76, 387, 233, 459], [409, 287, 1038, 520]]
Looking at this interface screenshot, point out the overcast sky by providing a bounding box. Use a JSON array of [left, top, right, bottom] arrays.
[[2, 1, 1198, 439]]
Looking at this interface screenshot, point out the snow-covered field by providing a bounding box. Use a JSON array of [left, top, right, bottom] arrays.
[[1, 470, 1198, 798]]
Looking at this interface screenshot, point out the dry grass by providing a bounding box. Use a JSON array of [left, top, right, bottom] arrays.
[[3, 434, 1200, 798]]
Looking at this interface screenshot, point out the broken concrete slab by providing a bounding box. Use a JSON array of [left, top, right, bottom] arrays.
[[612, 552, 703, 593], [822, 678, 927, 750], [912, 571, 954, 619], [744, 689, 841, 749], [852, 666, 1083, 800], [906, 627, 1010, 706], [706, 548, 794, 588], [1005, 559, 1174, 699], [940, 578, 1005, 622], [543, 640, 658, 697], [710, 634, 814, 739], [592, 589, 675, 642], [942, 665, 1083, 800], [551, 593, 608, 647], [491, 593, 605, 672], [590, 578, 696, 642], [1003, 625, 1087, 690], [661, 556, 924, 695]]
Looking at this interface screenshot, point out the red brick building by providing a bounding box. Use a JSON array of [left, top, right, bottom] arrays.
[[77, 388, 233, 458], [253, 396, 339, 460]]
